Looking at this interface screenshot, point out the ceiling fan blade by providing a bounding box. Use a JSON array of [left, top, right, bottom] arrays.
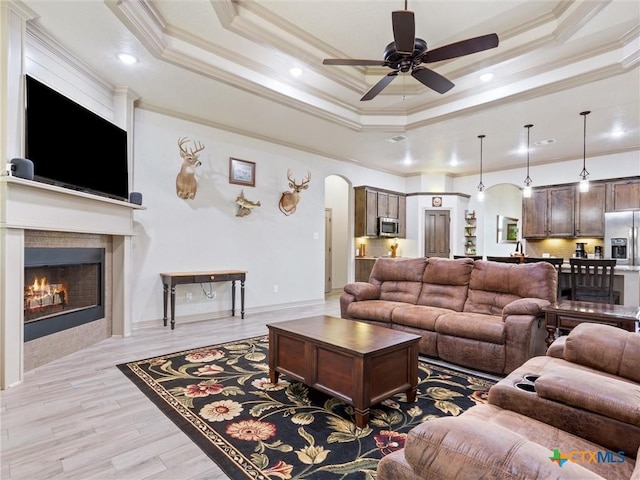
[[422, 33, 499, 63], [411, 66, 454, 94], [323, 58, 386, 66], [392, 10, 415, 55], [361, 71, 398, 101]]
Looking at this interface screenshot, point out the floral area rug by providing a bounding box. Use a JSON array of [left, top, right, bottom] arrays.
[[117, 335, 494, 479]]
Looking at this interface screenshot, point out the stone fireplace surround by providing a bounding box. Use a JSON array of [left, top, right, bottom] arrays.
[[0, 175, 142, 389]]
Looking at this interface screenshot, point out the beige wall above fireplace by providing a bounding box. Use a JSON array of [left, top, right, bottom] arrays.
[[0, 176, 144, 389]]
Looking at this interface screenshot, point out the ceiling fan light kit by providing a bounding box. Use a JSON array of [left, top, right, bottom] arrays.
[[322, 2, 499, 101]]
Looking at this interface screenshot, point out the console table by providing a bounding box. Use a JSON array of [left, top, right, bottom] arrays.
[[160, 270, 246, 329], [543, 300, 639, 346]]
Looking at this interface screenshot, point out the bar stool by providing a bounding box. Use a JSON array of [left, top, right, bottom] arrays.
[[569, 258, 619, 305]]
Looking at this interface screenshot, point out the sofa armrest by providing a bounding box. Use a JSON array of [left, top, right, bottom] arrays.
[[502, 297, 550, 317], [340, 282, 381, 319], [343, 282, 380, 301], [546, 335, 567, 358], [502, 301, 550, 372]]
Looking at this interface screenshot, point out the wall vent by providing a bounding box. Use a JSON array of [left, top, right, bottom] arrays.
[[386, 135, 408, 143]]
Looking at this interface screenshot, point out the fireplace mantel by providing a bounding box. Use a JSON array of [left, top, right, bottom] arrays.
[[0, 175, 143, 389]]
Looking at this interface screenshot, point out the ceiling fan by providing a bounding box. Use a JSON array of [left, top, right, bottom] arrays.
[[322, 1, 499, 101]]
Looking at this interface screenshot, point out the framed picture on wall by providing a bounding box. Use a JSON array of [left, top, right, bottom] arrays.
[[229, 158, 256, 187]]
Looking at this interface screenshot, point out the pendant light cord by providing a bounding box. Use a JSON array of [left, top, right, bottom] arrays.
[[580, 111, 590, 179], [524, 124, 533, 186], [477, 134, 485, 191]]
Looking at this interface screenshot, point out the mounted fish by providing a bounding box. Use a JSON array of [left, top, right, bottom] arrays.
[[279, 170, 311, 216], [236, 190, 261, 217], [176, 137, 205, 199]]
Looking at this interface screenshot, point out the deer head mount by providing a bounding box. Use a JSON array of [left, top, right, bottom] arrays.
[[279, 169, 311, 216], [176, 137, 205, 199]]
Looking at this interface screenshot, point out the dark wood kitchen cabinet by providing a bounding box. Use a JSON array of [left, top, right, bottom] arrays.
[[576, 183, 606, 237], [607, 178, 640, 211], [523, 181, 612, 239], [354, 186, 406, 238], [523, 186, 574, 238], [522, 189, 549, 238], [377, 192, 400, 218]]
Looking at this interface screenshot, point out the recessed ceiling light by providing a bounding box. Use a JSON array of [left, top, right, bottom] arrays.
[[610, 130, 625, 137], [289, 66, 303, 77], [116, 53, 138, 65], [479, 72, 494, 82]]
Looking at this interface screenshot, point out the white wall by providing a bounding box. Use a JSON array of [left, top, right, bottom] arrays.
[[130, 110, 406, 326]]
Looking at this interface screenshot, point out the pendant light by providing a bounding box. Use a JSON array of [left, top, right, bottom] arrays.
[[477, 134, 486, 201], [522, 124, 533, 198], [579, 110, 591, 193]]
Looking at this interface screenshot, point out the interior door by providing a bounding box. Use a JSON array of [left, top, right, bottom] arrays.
[[324, 208, 332, 293], [424, 210, 450, 257]]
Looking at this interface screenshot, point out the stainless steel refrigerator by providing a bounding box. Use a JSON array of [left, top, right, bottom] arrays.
[[604, 211, 640, 266]]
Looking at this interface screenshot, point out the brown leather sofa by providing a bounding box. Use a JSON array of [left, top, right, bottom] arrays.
[[377, 323, 640, 479], [340, 257, 557, 374], [488, 322, 640, 460]]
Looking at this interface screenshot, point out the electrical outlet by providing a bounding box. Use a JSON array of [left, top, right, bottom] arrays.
[[273, 284, 279, 293], [186, 292, 193, 300]]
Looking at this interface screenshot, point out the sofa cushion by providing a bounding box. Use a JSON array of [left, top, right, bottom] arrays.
[[436, 311, 505, 344], [563, 323, 640, 383], [391, 305, 454, 331], [535, 366, 640, 428], [369, 257, 427, 304], [417, 257, 473, 311], [345, 300, 408, 324], [464, 261, 557, 314]]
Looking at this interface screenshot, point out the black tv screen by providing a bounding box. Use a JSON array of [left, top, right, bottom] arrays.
[[25, 75, 129, 201]]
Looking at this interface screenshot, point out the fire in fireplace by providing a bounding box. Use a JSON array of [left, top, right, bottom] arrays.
[[24, 248, 105, 341]]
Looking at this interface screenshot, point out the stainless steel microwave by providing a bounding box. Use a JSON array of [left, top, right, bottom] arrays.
[[378, 217, 399, 237]]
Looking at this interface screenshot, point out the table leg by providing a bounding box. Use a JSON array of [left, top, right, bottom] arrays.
[[545, 325, 557, 348], [406, 386, 417, 403], [354, 408, 369, 429], [240, 280, 245, 319], [170, 285, 176, 330], [231, 280, 236, 317], [162, 283, 168, 327]]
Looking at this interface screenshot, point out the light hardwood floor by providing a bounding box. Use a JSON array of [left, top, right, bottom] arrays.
[[1, 295, 341, 480]]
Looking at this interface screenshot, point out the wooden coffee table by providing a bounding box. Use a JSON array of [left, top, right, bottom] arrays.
[[267, 315, 420, 428]]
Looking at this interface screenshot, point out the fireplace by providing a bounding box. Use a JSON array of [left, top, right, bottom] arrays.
[[24, 248, 105, 342]]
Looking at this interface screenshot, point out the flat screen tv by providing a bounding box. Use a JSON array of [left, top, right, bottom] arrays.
[[24, 75, 129, 201]]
